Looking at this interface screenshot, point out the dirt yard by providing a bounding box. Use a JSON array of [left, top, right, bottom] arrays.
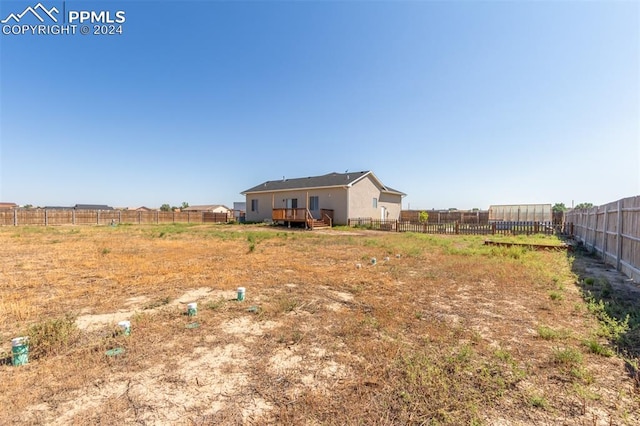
[[0, 224, 638, 425]]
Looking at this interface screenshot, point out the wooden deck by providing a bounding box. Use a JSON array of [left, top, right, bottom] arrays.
[[272, 208, 333, 229]]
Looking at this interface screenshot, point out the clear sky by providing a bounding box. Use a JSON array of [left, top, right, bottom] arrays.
[[1, 0, 638, 210]]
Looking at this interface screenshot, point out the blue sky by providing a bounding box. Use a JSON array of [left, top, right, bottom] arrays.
[[0, 0, 638, 210]]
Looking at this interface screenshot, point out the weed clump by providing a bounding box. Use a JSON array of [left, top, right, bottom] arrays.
[[27, 314, 79, 359]]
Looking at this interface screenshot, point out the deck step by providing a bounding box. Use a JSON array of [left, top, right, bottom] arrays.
[[310, 220, 329, 228]]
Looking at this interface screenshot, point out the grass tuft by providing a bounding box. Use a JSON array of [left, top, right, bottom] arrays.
[[27, 314, 79, 359]]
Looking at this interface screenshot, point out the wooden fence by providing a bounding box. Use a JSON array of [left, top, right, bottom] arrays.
[[0, 209, 233, 226], [564, 195, 640, 283], [400, 210, 489, 224], [400, 209, 565, 226], [348, 218, 557, 236]]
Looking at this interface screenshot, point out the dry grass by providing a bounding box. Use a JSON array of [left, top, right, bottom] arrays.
[[0, 223, 638, 425]]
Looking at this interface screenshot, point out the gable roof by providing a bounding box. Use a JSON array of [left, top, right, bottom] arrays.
[[242, 171, 406, 196]]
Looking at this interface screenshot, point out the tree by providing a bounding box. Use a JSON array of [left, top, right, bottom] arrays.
[[23, 204, 33, 209], [160, 204, 171, 212], [181, 202, 189, 211], [574, 202, 594, 210], [552, 203, 567, 213], [418, 211, 429, 223]]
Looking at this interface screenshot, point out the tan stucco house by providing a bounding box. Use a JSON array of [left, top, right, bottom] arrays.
[[241, 171, 406, 226]]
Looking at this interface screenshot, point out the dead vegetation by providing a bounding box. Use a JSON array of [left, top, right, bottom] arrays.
[[0, 224, 638, 425]]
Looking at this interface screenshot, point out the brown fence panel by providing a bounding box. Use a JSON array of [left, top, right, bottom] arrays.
[[0, 210, 15, 225], [74, 209, 98, 224], [17, 209, 45, 225], [351, 218, 554, 236], [139, 212, 157, 224], [47, 210, 73, 225], [203, 212, 230, 223], [157, 212, 175, 223], [97, 210, 119, 225], [120, 211, 140, 224]]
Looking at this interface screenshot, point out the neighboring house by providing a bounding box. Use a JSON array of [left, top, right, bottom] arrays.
[[241, 171, 406, 226], [126, 206, 154, 212], [182, 204, 230, 214], [74, 204, 113, 210], [0, 202, 18, 209]]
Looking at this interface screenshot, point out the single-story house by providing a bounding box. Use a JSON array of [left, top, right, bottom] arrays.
[[241, 171, 406, 226], [182, 204, 231, 214], [0, 202, 18, 209]]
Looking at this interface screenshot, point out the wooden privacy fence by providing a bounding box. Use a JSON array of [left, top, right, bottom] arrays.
[[0, 209, 233, 226], [348, 218, 557, 236], [564, 195, 640, 283]]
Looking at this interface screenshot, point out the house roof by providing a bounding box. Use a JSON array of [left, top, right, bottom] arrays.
[[0, 202, 18, 209], [242, 171, 406, 196], [75, 204, 113, 210], [183, 204, 230, 211]]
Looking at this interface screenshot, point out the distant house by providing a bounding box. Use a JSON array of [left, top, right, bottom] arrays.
[[0, 202, 18, 210], [127, 206, 154, 212], [241, 171, 406, 227], [182, 204, 230, 214], [74, 204, 113, 210]]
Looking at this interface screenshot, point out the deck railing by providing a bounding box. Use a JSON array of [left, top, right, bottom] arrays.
[[272, 208, 310, 221]]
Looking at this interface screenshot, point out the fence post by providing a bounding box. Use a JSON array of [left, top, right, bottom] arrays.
[[602, 205, 608, 262], [14, 209, 17, 226], [616, 200, 622, 271], [45, 209, 48, 226], [455, 222, 459, 235], [97, 210, 100, 225], [72, 209, 75, 225], [492, 223, 496, 235]]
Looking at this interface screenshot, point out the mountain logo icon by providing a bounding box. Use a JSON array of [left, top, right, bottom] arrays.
[[1, 3, 59, 24]]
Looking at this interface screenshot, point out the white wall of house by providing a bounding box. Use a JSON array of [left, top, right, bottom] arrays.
[[245, 192, 276, 223], [348, 175, 402, 220]]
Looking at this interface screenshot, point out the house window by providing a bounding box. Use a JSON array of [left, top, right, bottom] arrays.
[[309, 196, 319, 211], [251, 199, 258, 212], [372, 198, 378, 208]]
